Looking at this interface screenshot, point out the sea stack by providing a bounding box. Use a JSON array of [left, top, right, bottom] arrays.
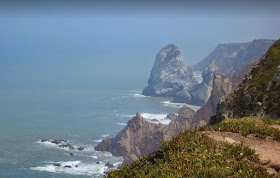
[[142, 44, 197, 97]]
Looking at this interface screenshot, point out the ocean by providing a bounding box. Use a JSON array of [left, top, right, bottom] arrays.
[[0, 89, 200, 177]]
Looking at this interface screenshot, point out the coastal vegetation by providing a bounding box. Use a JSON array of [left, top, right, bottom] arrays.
[[107, 117, 280, 177]]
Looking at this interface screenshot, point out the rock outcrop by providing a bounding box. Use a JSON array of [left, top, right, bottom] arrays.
[[213, 39, 280, 124], [193, 73, 233, 125], [192, 59, 258, 125], [173, 61, 217, 105], [95, 110, 193, 164], [142, 44, 197, 97], [193, 39, 275, 76]]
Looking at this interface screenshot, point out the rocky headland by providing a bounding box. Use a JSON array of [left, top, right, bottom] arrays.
[[142, 44, 197, 97], [95, 107, 194, 164], [213, 39, 280, 124], [193, 39, 275, 76], [96, 39, 279, 168]]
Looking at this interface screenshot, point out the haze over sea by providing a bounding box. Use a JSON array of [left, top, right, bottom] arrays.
[[1, 0, 280, 177]]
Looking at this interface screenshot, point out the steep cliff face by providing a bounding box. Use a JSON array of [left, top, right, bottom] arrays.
[[193, 39, 275, 76], [142, 44, 197, 97], [192, 59, 258, 125], [214, 39, 280, 124], [173, 61, 217, 105], [193, 74, 233, 124], [95, 109, 193, 164]]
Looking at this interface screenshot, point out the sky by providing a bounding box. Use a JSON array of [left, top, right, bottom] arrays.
[[1, 0, 280, 90]]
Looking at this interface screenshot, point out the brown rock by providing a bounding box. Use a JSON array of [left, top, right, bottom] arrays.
[[51, 139, 62, 144], [59, 143, 74, 150], [77, 147, 85, 151], [105, 162, 114, 168], [270, 163, 280, 172], [95, 113, 190, 164]]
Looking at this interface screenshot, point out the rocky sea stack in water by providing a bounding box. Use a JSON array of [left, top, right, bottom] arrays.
[[142, 44, 197, 97]]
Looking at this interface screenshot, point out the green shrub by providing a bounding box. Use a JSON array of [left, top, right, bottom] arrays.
[[106, 129, 270, 177], [199, 117, 280, 140]]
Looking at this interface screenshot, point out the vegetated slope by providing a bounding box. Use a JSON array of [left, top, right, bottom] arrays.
[[214, 39, 280, 123], [107, 117, 280, 177]]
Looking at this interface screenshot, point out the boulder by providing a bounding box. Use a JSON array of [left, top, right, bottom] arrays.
[[53, 163, 61, 167], [51, 139, 62, 144], [41, 139, 49, 142], [59, 143, 74, 150], [105, 162, 114, 168], [77, 147, 85, 151]]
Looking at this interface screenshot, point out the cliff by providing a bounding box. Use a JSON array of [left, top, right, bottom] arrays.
[[95, 109, 193, 164], [173, 61, 217, 105], [142, 44, 197, 97], [193, 73, 233, 124], [193, 39, 275, 76], [214, 39, 280, 124]]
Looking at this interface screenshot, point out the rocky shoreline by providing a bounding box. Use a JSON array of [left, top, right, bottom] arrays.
[[95, 39, 276, 165]]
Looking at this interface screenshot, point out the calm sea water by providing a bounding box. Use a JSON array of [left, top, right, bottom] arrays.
[[0, 89, 199, 177]]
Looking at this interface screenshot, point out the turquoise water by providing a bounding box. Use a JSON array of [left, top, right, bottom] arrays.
[[0, 89, 199, 177]]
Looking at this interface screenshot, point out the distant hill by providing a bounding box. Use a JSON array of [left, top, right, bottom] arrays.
[[193, 39, 275, 76]]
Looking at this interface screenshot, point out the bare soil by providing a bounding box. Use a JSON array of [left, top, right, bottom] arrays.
[[202, 130, 280, 177]]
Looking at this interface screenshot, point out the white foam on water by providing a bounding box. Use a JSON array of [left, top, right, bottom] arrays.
[[161, 101, 201, 111], [35, 140, 58, 148], [35, 140, 92, 153], [140, 113, 171, 125], [131, 93, 149, 98], [101, 134, 109, 138], [30, 160, 107, 176], [116, 114, 135, 118], [117, 122, 127, 126], [30, 150, 124, 176], [94, 139, 102, 143], [35, 140, 68, 150]]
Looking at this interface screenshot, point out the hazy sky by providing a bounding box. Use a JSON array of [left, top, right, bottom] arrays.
[[1, 0, 280, 90]]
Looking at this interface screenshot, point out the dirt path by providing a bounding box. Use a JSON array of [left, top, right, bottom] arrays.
[[202, 131, 280, 176]]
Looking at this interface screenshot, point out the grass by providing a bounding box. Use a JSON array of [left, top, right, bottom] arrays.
[[262, 116, 280, 125], [106, 128, 270, 177], [199, 117, 280, 140], [228, 39, 280, 117]]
